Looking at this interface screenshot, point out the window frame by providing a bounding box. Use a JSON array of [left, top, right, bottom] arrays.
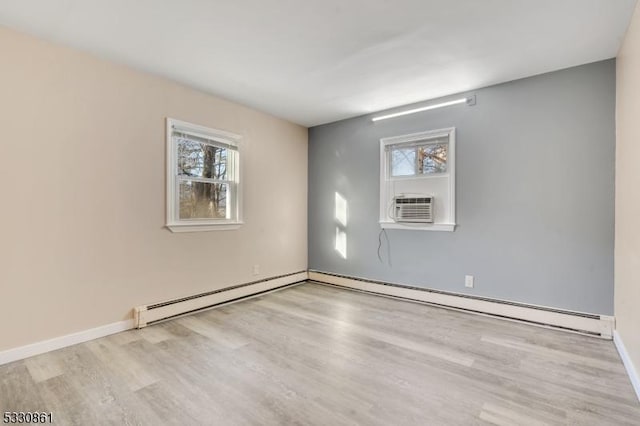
[[379, 127, 456, 232], [166, 118, 243, 232]]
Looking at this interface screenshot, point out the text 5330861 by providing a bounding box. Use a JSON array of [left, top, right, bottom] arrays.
[[3, 412, 53, 423]]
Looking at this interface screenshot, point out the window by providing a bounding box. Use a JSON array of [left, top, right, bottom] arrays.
[[166, 118, 242, 232], [380, 128, 456, 231], [390, 139, 449, 177]]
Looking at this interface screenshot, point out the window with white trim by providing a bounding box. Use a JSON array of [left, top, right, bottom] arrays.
[[379, 128, 456, 231], [166, 118, 242, 232]]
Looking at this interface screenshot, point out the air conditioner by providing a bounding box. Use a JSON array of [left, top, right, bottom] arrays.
[[393, 195, 434, 223]]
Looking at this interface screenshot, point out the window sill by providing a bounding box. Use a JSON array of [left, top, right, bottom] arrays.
[[166, 221, 244, 233], [379, 221, 456, 232]]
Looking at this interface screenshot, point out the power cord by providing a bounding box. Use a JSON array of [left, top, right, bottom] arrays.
[[377, 228, 392, 267]]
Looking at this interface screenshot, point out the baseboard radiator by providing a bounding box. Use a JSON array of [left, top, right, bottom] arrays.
[[134, 271, 308, 328], [308, 270, 614, 339]]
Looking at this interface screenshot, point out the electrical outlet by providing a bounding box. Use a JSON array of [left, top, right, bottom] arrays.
[[465, 275, 474, 288], [252, 265, 260, 276]]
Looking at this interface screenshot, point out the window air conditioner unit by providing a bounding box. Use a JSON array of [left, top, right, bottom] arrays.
[[393, 195, 434, 223]]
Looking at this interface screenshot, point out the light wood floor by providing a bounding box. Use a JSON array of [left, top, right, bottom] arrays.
[[1, 282, 639, 425]]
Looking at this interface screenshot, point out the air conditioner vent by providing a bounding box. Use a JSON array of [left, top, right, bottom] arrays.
[[394, 196, 433, 223]]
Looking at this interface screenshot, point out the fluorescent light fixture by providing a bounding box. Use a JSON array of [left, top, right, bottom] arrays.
[[371, 97, 470, 122]]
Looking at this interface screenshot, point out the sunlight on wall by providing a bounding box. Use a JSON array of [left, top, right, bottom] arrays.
[[335, 192, 348, 226], [335, 227, 347, 259], [335, 192, 348, 259]]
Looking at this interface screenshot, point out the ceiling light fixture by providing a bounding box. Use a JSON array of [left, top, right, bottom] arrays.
[[371, 96, 475, 122]]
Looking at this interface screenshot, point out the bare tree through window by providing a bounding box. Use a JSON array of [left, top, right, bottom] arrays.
[[177, 138, 229, 219], [418, 143, 447, 174], [390, 141, 448, 177]]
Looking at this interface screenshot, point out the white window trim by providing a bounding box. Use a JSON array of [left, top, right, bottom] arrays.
[[166, 118, 243, 233], [379, 127, 456, 232], [377, 221, 456, 232]]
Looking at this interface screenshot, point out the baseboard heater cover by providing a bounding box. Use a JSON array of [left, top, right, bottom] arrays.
[[134, 271, 308, 328], [308, 271, 614, 339]]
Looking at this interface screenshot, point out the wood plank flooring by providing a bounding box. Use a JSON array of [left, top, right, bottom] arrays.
[[1, 282, 638, 425]]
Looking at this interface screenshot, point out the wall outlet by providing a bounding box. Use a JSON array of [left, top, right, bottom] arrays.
[[252, 265, 260, 275], [465, 275, 474, 288]]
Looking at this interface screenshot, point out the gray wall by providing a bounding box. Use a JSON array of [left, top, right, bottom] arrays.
[[308, 60, 615, 315]]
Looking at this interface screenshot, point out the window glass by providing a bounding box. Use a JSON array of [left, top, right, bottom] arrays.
[[179, 181, 228, 219], [391, 148, 417, 176], [177, 138, 228, 180], [419, 143, 448, 174], [390, 140, 448, 177]]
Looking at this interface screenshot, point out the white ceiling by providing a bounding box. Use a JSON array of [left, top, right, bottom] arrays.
[[0, 0, 636, 126]]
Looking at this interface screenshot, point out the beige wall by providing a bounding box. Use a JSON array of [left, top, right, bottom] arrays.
[[0, 27, 308, 352], [616, 4, 640, 374]]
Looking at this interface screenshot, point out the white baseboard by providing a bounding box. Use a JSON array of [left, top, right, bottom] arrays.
[[135, 271, 309, 327], [0, 319, 135, 366], [1, 270, 617, 368], [613, 331, 640, 402], [0, 271, 308, 366], [309, 271, 614, 339]]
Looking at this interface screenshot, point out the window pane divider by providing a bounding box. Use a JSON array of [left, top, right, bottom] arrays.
[[176, 176, 232, 184], [390, 173, 450, 180]]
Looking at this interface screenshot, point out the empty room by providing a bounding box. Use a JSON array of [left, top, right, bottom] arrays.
[[1, 0, 640, 424]]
